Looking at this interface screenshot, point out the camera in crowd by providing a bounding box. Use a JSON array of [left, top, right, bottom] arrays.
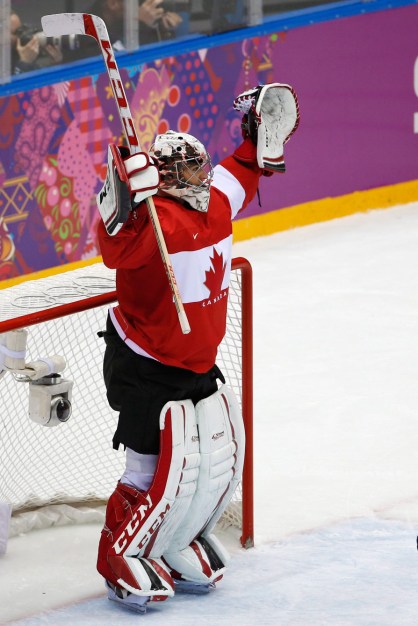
[[15, 23, 80, 51]]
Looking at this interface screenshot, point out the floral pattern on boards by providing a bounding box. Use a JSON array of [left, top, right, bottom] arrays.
[[14, 87, 61, 191], [0, 10, 416, 282], [0, 33, 284, 280], [131, 65, 172, 152], [34, 156, 81, 261]]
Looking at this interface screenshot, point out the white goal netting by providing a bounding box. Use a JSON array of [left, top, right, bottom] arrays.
[[0, 259, 252, 544]]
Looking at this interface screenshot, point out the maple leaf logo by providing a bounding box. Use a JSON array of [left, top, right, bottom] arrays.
[[204, 248, 226, 299]]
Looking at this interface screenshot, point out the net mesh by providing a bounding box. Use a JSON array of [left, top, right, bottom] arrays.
[[0, 261, 246, 535]]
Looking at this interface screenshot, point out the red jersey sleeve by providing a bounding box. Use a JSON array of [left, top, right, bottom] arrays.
[[212, 138, 262, 219], [97, 204, 157, 269]]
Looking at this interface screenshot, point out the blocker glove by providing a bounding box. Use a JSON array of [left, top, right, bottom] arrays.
[[233, 83, 300, 173], [97, 144, 159, 236]]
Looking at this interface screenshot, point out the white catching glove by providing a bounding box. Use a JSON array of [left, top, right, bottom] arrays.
[[97, 144, 160, 236], [233, 83, 300, 173], [233, 86, 261, 115]]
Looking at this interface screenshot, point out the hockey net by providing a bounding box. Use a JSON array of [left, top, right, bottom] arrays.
[[0, 258, 253, 548]]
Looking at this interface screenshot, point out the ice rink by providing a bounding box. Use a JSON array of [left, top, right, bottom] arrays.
[[3, 202, 418, 625]]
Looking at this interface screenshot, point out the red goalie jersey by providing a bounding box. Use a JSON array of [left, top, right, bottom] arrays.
[[98, 138, 262, 373]]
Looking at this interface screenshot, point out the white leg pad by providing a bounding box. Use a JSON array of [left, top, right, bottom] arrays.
[[103, 387, 244, 594], [163, 385, 245, 582], [125, 399, 201, 559], [100, 399, 201, 598]]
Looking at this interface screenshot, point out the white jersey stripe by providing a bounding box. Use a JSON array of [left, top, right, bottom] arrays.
[[212, 165, 246, 219], [170, 235, 233, 304]]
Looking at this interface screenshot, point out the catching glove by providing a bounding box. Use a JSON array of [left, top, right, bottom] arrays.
[[233, 83, 300, 173], [97, 144, 159, 236]]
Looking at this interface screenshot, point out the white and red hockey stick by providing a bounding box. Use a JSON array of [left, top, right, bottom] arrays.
[[41, 13, 191, 335]]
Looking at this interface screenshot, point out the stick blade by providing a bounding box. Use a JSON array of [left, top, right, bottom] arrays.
[[41, 13, 87, 37], [42, 13, 108, 39]]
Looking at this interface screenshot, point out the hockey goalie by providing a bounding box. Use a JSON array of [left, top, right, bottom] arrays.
[[96, 83, 300, 613]]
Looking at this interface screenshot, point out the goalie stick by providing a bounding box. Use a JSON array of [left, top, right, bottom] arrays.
[[41, 13, 191, 335]]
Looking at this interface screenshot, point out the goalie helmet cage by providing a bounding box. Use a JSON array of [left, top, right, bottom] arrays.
[[0, 258, 254, 548]]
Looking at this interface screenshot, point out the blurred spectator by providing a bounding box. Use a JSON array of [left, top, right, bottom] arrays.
[[10, 10, 63, 74], [138, 0, 184, 43], [203, 0, 246, 33], [89, 0, 126, 49], [88, 0, 186, 49]]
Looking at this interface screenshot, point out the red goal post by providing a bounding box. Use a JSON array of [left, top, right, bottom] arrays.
[[0, 258, 254, 548]]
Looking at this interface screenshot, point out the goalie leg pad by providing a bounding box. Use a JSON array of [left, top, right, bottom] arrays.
[[97, 399, 201, 598], [97, 481, 174, 599], [163, 385, 245, 584]]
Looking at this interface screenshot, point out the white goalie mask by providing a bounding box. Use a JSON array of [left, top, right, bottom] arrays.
[[149, 131, 213, 212]]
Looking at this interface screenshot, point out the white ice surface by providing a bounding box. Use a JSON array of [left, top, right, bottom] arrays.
[[3, 202, 418, 625]]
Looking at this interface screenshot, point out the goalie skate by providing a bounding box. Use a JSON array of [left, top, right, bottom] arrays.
[[166, 534, 227, 592], [106, 581, 149, 613]]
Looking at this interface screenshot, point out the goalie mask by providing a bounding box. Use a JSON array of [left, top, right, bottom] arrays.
[[149, 131, 213, 213]]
